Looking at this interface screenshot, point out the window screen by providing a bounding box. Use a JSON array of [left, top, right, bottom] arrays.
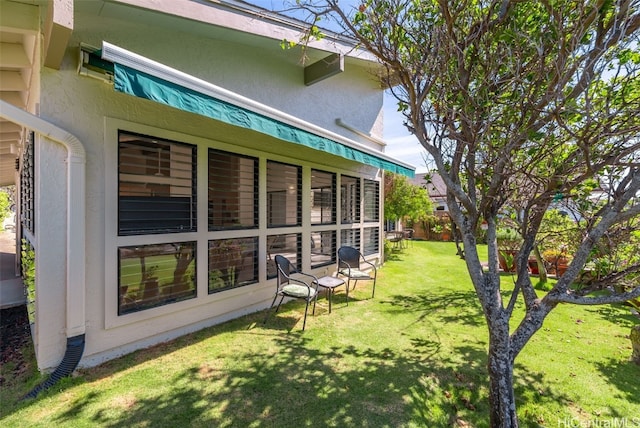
[[118, 132, 196, 236], [267, 161, 301, 228], [363, 179, 380, 222], [209, 237, 258, 293], [118, 241, 197, 315], [341, 175, 360, 224], [311, 169, 336, 225], [208, 149, 258, 230], [267, 233, 302, 279]]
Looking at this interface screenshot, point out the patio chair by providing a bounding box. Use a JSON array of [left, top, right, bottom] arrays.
[[403, 228, 414, 248], [337, 246, 377, 299], [263, 255, 319, 331]]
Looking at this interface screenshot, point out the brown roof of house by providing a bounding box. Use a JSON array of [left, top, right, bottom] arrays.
[[411, 173, 447, 198]]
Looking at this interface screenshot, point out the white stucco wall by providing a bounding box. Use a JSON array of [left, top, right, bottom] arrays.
[[35, 8, 385, 370]]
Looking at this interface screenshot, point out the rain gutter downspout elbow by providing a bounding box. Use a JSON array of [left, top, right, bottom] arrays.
[[0, 100, 86, 395]]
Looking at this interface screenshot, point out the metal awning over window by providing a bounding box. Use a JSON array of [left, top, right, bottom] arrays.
[[97, 42, 414, 177]]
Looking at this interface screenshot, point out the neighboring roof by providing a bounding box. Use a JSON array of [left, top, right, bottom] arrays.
[[411, 172, 447, 198]]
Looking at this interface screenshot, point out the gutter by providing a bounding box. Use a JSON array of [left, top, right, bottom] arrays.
[[0, 100, 86, 398]]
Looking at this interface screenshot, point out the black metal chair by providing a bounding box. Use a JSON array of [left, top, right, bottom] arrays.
[[337, 246, 377, 299], [403, 229, 414, 248], [263, 255, 319, 331]]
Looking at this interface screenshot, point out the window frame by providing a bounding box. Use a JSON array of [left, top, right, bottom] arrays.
[[208, 236, 259, 294], [311, 169, 336, 226], [363, 179, 380, 223], [340, 175, 361, 224], [267, 160, 302, 228], [118, 131, 197, 236], [208, 148, 259, 231], [118, 241, 197, 316]]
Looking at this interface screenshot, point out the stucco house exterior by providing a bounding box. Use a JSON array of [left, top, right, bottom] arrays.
[[0, 0, 413, 377]]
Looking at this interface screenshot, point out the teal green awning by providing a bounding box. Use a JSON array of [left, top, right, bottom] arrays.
[[111, 63, 414, 177], [98, 41, 413, 177]]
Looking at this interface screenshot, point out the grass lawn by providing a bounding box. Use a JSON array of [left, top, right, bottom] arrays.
[[1, 241, 638, 427]]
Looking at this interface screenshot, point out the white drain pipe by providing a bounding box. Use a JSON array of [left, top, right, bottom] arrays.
[[0, 101, 86, 389]]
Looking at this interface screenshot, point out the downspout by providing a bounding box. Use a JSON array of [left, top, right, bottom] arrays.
[[0, 100, 86, 398]]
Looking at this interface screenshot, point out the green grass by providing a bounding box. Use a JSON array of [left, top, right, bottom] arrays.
[[1, 241, 638, 427]]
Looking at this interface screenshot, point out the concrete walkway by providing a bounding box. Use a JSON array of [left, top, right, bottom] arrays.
[[0, 231, 25, 309]]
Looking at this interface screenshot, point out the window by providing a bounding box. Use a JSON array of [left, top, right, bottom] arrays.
[[267, 233, 301, 279], [209, 149, 258, 230], [118, 242, 197, 315], [209, 237, 258, 293], [363, 179, 380, 222], [118, 132, 196, 235], [363, 227, 380, 256], [311, 230, 336, 268], [340, 229, 361, 250], [267, 161, 301, 227], [341, 175, 360, 224], [311, 169, 336, 225]]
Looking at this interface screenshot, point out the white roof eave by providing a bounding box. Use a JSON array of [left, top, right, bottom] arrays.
[[106, 0, 378, 64]]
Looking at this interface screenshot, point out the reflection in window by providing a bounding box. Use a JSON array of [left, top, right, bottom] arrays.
[[209, 149, 258, 230], [340, 229, 361, 250], [341, 175, 360, 224], [311, 230, 336, 268], [267, 233, 301, 279], [267, 161, 301, 227], [363, 227, 380, 256], [363, 179, 380, 222], [311, 169, 336, 225], [118, 132, 196, 236], [209, 237, 258, 293], [118, 242, 196, 315]]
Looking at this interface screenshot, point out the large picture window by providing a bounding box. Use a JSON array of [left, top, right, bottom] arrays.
[[341, 175, 360, 224], [363, 179, 380, 222], [209, 237, 258, 293], [267, 161, 301, 228], [118, 132, 196, 235], [118, 242, 197, 315], [209, 149, 258, 230], [311, 169, 336, 225]]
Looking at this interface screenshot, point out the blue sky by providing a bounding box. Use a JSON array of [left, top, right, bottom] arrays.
[[382, 92, 428, 173], [241, 0, 428, 172]]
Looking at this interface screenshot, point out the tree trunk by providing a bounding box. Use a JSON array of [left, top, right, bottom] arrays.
[[487, 321, 519, 427], [461, 226, 520, 426]]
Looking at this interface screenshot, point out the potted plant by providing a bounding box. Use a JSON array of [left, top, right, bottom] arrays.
[[497, 228, 522, 272], [431, 219, 452, 241], [441, 223, 452, 241], [543, 248, 571, 277]]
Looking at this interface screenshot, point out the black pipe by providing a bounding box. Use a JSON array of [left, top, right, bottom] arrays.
[[23, 334, 85, 400]]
